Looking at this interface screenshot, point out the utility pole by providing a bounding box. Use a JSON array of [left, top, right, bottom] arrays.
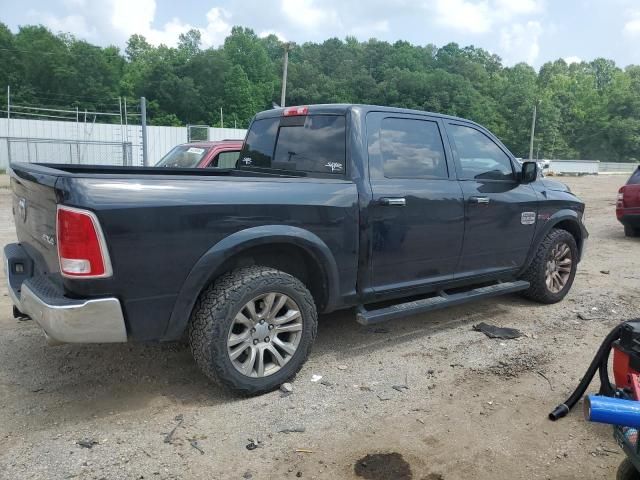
[[280, 43, 292, 108], [529, 101, 538, 161], [220, 107, 223, 128], [140, 96, 148, 167], [6, 85, 10, 138]]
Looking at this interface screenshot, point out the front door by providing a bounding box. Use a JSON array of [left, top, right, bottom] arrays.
[[444, 121, 538, 278], [365, 113, 465, 297]]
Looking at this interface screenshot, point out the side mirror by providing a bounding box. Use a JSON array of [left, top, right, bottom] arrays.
[[521, 161, 538, 184]]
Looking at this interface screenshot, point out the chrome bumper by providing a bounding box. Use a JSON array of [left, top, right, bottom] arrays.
[[5, 244, 127, 344]]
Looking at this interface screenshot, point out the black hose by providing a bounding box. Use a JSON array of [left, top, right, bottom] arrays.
[[549, 323, 623, 421]]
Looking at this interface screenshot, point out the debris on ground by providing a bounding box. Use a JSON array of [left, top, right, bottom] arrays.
[[295, 448, 313, 454], [76, 438, 98, 449], [310, 374, 323, 382], [369, 327, 390, 334], [278, 426, 306, 434], [392, 384, 409, 392], [246, 437, 263, 451], [354, 452, 412, 480], [163, 414, 184, 444], [600, 270, 610, 275], [537, 370, 554, 390], [337, 365, 348, 370], [189, 439, 205, 455], [280, 382, 293, 393], [377, 393, 392, 401], [320, 380, 333, 387], [473, 322, 522, 339], [577, 311, 597, 321], [242, 472, 253, 479]]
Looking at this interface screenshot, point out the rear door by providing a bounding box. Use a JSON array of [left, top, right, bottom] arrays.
[[444, 121, 538, 278], [365, 112, 464, 296]]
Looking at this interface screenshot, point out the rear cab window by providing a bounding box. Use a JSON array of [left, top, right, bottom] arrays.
[[627, 167, 640, 185], [239, 113, 346, 177]]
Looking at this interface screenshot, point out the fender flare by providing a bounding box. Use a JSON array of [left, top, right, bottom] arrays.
[[519, 209, 586, 274], [162, 225, 340, 340]]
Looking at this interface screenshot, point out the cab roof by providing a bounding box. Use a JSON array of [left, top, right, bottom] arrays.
[[253, 103, 480, 127]]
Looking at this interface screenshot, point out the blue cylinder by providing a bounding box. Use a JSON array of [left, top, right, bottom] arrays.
[[585, 395, 640, 428]]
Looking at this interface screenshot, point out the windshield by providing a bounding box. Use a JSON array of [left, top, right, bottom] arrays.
[[156, 145, 210, 168]]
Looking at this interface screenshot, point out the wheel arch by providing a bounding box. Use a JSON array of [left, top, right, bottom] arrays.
[[162, 225, 340, 341], [520, 210, 585, 275]]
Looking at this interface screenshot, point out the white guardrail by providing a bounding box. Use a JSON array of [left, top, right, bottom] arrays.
[[543, 160, 638, 176]]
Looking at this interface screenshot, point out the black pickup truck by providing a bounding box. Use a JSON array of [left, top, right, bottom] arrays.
[[5, 104, 588, 394]]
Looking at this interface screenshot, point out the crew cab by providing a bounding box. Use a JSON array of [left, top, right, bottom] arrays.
[[617, 166, 640, 237], [4, 104, 588, 395], [155, 139, 242, 168]]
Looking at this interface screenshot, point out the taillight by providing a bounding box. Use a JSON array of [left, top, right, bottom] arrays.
[[283, 105, 308, 116], [56, 205, 112, 278], [618, 187, 625, 208]]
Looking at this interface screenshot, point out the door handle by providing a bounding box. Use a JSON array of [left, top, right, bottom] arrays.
[[379, 197, 406, 207], [469, 196, 490, 204]]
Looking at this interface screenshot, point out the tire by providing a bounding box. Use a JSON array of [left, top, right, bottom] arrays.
[[617, 458, 640, 480], [625, 225, 640, 237], [520, 228, 578, 304], [188, 266, 318, 395]]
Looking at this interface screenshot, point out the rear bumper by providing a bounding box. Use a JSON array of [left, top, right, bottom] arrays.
[[618, 212, 640, 228], [4, 243, 127, 344]]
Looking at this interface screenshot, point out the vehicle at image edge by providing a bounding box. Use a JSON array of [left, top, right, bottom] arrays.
[[4, 104, 588, 395], [155, 139, 242, 168], [617, 166, 640, 237]]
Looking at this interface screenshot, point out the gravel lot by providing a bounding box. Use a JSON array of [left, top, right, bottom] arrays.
[[0, 174, 638, 480]]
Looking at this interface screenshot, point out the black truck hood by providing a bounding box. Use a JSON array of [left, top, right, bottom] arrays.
[[541, 178, 571, 193]]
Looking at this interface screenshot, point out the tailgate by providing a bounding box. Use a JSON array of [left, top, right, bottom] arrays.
[[10, 166, 60, 276], [623, 184, 640, 209]]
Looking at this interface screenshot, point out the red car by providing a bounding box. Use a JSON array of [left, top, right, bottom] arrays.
[[617, 166, 640, 237], [155, 140, 243, 169]]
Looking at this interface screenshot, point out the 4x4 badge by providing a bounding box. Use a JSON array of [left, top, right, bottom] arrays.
[[521, 211, 536, 225]]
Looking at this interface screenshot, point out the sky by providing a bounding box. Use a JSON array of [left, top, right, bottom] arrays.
[[1, 0, 640, 68]]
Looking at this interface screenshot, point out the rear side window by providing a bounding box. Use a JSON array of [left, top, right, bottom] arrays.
[[380, 118, 448, 179], [628, 167, 640, 185], [239, 115, 346, 175], [448, 124, 514, 181], [212, 150, 240, 168]]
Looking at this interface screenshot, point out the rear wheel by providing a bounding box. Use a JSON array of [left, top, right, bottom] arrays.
[[188, 266, 318, 395], [617, 458, 640, 480], [520, 228, 578, 304], [624, 225, 640, 237]]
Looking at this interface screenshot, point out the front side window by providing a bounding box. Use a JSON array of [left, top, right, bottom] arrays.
[[380, 118, 448, 179], [239, 115, 346, 175], [448, 124, 514, 181], [212, 150, 240, 168]]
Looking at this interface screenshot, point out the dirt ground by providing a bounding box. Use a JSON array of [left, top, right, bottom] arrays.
[[0, 174, 638, 480]]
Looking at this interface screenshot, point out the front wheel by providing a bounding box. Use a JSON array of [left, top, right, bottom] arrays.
[[188, 266, 318, 395], [520, 228, 578, 304], [617, 458, 640, 480]]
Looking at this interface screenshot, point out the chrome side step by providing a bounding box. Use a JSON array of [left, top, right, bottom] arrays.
[[356, 280, 530, 326]]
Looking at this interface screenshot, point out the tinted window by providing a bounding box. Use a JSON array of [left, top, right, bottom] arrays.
[[273, 115, 346, 174], [449, 124, 514, 181], [239, 115, 346, 175], [239, 117, 279, 168], [628, 167, 640, 185], [380, 118, 447, 179], [213, 150, 240, 168]]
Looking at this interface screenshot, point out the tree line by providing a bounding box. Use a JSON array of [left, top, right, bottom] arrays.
[[1, 23, 639, 161]]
